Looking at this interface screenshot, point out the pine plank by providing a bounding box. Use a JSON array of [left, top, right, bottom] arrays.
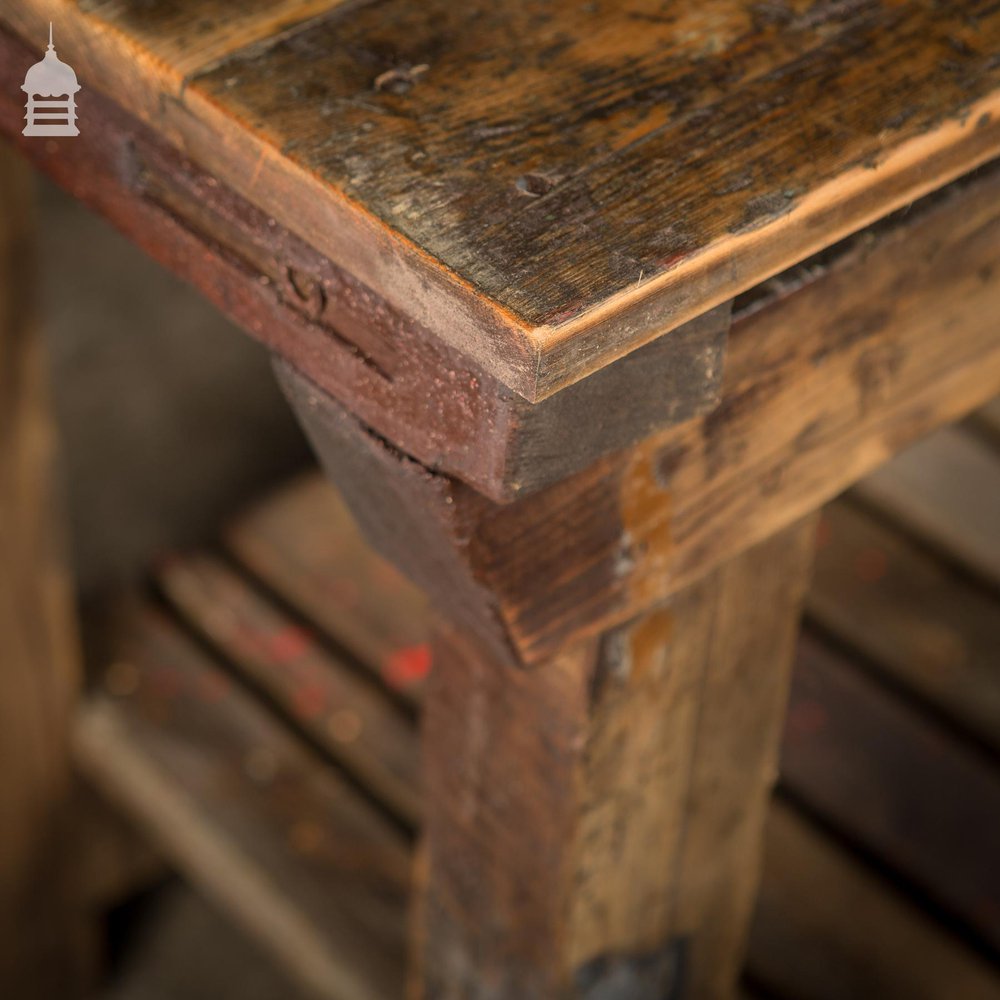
[[808, 500, 1000, 755], [76, 603, 409, 1000], [157, 550, 422, 826], [852, 425, 1000, 591], [3, 1, 999, 397]]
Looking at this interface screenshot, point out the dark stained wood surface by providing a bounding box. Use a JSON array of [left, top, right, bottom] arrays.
[[3, 1, 999, 397]]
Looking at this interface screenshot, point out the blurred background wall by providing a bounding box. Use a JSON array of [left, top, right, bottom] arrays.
[[38, 174, 312, 999]]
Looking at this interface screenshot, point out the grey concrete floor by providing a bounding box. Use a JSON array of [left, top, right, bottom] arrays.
[[37, 175, 311, 998]]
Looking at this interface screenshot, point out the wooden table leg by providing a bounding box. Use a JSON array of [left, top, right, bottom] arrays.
[[279, 359, 818, 999], [415, 518, 815, 1000], [0, 145, 87, 996]]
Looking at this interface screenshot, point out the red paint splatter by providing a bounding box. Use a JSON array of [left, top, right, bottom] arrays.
[[384, 644, 432, 688], [267, 625, 312, 663], [855, 547, 888, 583]]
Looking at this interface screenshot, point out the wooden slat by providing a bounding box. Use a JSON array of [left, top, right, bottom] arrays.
[[3, 1, 999, 398], [782, 631, 1000, 953], [747, 804, 1000, 1000], [157, 550, 421, 826], [852, 425, 1000, 591], [224, 474, 430, 708], [76, 604, 409, 1000], [808, 500, 1000, 755]]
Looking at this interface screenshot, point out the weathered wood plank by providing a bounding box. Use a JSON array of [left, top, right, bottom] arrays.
[[852, 425, 1000, 591], [0, 36, 729, 499], [281, 163, 1000, 666], [416, 520, 815, 1000], [158, 550, 422, 826], [224, 474, 430, 708], [77, 603, 409, 1000], [0, 143, 87, 997], [783, 630, 1000, 953], [4, 1, 999, 397], [747, 804, 1000, 1000], [808, 500, 1000, 755]]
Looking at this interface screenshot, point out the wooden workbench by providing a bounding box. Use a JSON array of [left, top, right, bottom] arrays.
[[1, 2, 999, 997]]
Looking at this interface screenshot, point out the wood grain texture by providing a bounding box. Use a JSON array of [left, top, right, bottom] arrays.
[[748, 804, 1000, 1000], [783, 630, 1000, 955], [0, 36, 728, 500], [78, 603, 410, 1000], [0, 144, 87, 998], [3, 0, 999, 397], [283, 164, 1000, 666], [157, 552, 422, 827], [809, 499, 1000, 756], [416, 520, 815, 1000]]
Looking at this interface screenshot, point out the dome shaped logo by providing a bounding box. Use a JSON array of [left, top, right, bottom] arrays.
[[22, 24, 80, 137]]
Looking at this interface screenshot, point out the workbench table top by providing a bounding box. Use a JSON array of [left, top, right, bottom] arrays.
[[4, 0, 1000, 400]]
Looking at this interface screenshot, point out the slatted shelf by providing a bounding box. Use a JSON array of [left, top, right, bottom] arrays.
[[77, 397, 1000, 999]]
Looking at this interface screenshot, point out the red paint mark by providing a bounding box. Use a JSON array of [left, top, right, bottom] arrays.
[[268, 625, 312, 663], [293, 682, 328, 721], [657, 250, 691, 271], [384, 643, 432, 688], [815, 515, 833, 550], [787, 700, 827, 739], [855, 547, 888, 583]]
